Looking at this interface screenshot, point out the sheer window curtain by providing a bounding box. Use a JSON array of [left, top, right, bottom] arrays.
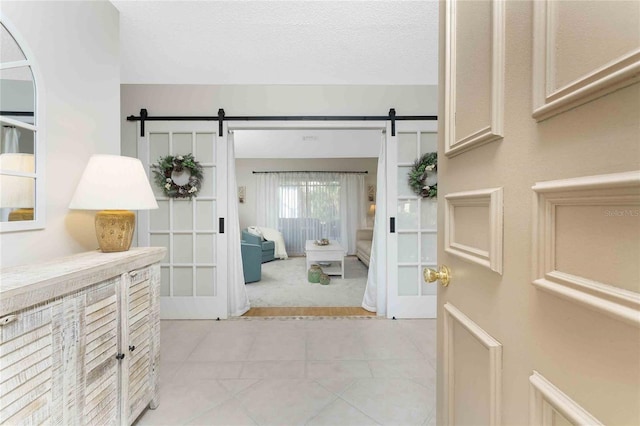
[[362, 134, 386, 314], [255, 172, 365, 256], [227, 133, 250, 316]]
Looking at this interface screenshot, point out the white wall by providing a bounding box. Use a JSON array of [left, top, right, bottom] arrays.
[[0, 1, 120, 267], [236, 157, 378, 231]]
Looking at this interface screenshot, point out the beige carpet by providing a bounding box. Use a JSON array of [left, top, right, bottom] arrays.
[[245, 256, 368, 307]]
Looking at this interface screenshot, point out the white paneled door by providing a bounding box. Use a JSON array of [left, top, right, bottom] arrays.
[[437, 0, 639, 424], [386, 120, 439, 318], [138, 122, 227, 319]]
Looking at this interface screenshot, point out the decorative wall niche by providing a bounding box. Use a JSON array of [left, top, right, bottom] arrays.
[[533, 171, 640, 326], [445, 187, 503, 274], [444, 0, 504, 157], [532, 1, 640, 121]]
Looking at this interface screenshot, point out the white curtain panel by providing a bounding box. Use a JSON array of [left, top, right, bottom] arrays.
[[362, 133, 386, 314], [339, 173, 366, 255], [227, 133, 250, 316], [255, 172, 279, 229]]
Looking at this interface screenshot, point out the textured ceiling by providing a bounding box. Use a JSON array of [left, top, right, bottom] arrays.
[[113, 0, 439, 85]]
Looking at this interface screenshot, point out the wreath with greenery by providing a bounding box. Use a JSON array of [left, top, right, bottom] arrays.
[[151, 154, 204, 199], [408, 152, 437, 198]]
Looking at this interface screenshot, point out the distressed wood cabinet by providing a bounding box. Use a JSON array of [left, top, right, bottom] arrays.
[[0, 247, 165, 425]]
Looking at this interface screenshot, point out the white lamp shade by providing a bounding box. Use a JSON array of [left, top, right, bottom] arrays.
[[69, 155, 158, 210], [0, 153, 35, 208]]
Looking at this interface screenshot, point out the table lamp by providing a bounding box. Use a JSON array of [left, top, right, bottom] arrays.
[[0, 153, 35, 221], [69, 155, 158, 252]]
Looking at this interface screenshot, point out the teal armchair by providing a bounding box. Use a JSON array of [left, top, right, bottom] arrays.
[[241, 230, 276, 263], [241, 241, 262, 283]]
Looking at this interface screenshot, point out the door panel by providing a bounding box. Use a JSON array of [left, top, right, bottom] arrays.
[[438, 0, 640, 424], [386, 121, 438, 318], [138, 122, 227, 319]]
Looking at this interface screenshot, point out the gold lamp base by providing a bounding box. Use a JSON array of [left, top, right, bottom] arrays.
[[8, 208, 34, 222], [95, 210, 135, 252]]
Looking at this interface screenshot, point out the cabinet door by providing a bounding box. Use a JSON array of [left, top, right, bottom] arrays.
[[0, 302, 62, 424], [121, 265, 160, 424], [81, 277, 120, 425]]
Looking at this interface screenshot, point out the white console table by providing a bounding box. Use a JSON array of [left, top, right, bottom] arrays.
[[0, 247, 166, 425]]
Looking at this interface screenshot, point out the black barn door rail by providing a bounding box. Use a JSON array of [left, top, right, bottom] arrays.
[[126, 108, 437, 137]]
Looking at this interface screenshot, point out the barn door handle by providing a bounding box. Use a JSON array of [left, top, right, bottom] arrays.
[[390, 217, 395, 233], [219, 218, 225, 234]]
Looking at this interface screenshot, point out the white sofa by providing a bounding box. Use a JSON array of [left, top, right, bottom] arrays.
[[355, 229, 373, 267]]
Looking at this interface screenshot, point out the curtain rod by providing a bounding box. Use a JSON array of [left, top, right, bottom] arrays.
[[127, 108, 437, 137], [252, 171, 368, 174]]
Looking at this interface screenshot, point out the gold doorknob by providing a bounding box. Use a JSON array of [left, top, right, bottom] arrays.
[[423, 265, 451, 287]]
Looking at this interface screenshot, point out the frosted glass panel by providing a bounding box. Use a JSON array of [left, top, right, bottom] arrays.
[[200, 167, 215, 197], [196, 200, 215, 230], [420, 132, 438, 154], [397, 200, 419, 229], [196, 133, 215, 163], [397, 167, 414, 197], [173, 199, 193, 230], [421, 280, 438, 296], [421, 233, 437, 263], [173, 234, 193, 263], [196, 267, 215, 296], [398, 132, 417, 164], [172, 133, 192, 154], [196, 234, 215, 263], [398, 266, 419, 296], [173, 267, 193, 296], [398, 233, 418, 263], [150, 201, 169, 230], [150, 234, 170, 262], [149, 133, 169, 161], [160, 267, 170, 296], [421, 198, 437, 229]]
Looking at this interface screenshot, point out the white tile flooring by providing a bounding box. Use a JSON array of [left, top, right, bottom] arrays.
[[135, 318, 436, 426]]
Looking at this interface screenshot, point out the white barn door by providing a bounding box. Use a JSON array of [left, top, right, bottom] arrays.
[[138, 121, 228, 319], [386, 120, 439, 318]]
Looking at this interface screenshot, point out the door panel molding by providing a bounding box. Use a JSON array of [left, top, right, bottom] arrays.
[[445, 188, 503, 274], [443, 303, 502, 426], [532, 1, 640, 121], [529, 371, 603, 425], [444, 0, 504, 157], [533, 171, 640, 326]]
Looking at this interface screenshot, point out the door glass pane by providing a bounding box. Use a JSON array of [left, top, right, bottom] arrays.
[[160, 267, 170, 296], [150, 233, 170, 262], [398, 132, 417, 164], [0, 128, 35, 155], [397, 199, 419, 229], [421, 280, 438, 296], [173, 234, 193, 263], [200, 167, 215, 197], [150, 200, 169, 230], [172, 132, 192, 154], [421, 233, 437, 264], [421, 198, 437, 229], [196, 200, 215, 230], [149, 133, 169, 161], [397, 166, 414, 197], [173, 200, 193, 230], [398, 233, 418, 263], [196, 267, 215, 296], [398, 266, 419, 296], [195, 234, 214, 263], [173, 267, 193, 296], [420, 132, 438, 154], [196, 132, 215, 163]]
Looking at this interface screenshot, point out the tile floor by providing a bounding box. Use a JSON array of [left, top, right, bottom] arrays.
[[135, 317, 436, 426]]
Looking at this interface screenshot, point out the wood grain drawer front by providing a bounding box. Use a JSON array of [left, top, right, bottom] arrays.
[[82, 279, 119, 426], [126, 275, 153, 423], [0, 302, 59, 425]]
